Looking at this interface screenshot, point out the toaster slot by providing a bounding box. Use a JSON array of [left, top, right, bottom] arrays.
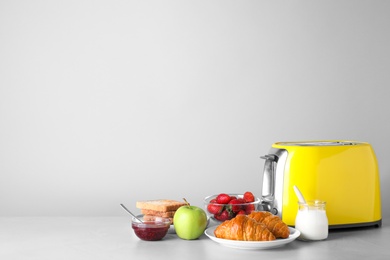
[[279, 141, 359, 146]]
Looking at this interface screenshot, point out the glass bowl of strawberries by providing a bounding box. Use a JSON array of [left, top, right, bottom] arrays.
[[204, 191, 261, 223]]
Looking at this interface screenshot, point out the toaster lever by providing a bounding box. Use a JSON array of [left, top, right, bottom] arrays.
[[260, 154, 277, 161]]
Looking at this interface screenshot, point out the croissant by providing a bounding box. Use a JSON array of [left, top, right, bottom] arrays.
[[247, 211, 290, 239], [214, 215, 276, 241]]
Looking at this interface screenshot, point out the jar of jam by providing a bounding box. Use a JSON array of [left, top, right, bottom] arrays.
[[131, 216, 171, 241]]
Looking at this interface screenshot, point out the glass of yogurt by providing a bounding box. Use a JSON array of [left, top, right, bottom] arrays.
[[295, 200, 328, 241]]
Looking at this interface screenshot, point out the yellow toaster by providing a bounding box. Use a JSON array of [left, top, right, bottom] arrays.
[[260, 140, 382, 228]]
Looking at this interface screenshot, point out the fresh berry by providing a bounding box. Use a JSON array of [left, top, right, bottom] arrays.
[[236, 198, 246, 204], [243, 191, 255, 203], [214, 210, 233, 221], [216, 193, 231, 204], [228, 199, 242, 213], [210, 192, 258, 221], [245, 204, 255, 214], [237, 210, 246, 215], [207, 201, 223, 215]]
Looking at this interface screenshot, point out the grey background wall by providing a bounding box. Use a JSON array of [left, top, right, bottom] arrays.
[[1, 0, 389, 218]]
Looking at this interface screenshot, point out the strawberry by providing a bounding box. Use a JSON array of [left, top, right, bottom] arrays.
[[237, 210, 246, 215], [216, 193, 231, 204], [214, 209, 233, 221], [230, 196, 237, 200], [236, 198, 246, 204], [243, 191, 255, 203], [245, 204, 255, 214], [207, 201, 223, 215], [228, 199, 242, 213], [228, 198, 247, 213]]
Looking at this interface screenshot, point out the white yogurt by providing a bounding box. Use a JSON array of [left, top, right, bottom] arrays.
[[295, 200, 328, 241]]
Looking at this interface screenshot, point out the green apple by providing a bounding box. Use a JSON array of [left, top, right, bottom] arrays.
[[173, 200, 208, 240]]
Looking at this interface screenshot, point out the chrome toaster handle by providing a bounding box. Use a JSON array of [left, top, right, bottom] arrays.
[[260, 154, 277, 213]]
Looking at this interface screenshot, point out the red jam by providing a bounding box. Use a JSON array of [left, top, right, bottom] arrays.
[[132, 221, 169, 241]]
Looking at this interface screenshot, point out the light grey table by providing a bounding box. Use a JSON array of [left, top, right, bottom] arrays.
[[1, 217, 389, 260]]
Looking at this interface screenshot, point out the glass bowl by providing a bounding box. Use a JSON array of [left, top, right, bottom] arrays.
[[204, 193, 261, 222], [131, 216, 171, 241]]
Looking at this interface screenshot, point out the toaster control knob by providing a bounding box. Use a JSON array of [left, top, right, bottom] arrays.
[[271, 208, 278, 215]]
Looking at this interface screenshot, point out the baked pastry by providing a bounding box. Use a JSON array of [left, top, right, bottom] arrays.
[[214, 215, 276, 241], [247, 211, 290, 238]]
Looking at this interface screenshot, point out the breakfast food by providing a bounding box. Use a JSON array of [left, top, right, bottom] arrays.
[[247, 211, 290, 238], [206, 191, 258, 221], [136, 199, 186, 211], [141, 209, 176, 218], [136, 199, 186, 224], [214, 215, 276, 241], [173, 200, 208, 240], [243, 191, 255, 203], [132, 217, 171, 241]]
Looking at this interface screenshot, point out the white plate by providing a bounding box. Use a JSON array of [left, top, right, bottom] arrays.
[[204, 226, 300, 250]]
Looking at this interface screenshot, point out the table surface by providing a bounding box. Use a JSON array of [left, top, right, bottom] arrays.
[[1, 217, 389, 260]]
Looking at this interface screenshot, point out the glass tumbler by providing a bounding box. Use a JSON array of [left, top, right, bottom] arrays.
[[295, 200, 328, 241]]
